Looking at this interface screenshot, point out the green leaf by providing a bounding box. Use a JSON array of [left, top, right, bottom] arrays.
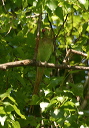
[[13, 0, 22, 7], [87, 51, 89, 58], [47, 0, 58, 11], [12, 105, 26, 119], [0, 107, 6, 114], [48, 96, 58, 108], [28, 116, 38, 126], [11, 120, 20, 128], [63, 101, 75, 110], [82, 23, 88, 33], [79, 0, 89, 10], [16, 47, 25, 59], [4, 104, 14, 114], [16, 74, 26, 86], [55, 7, 64, 21], [8, 96, 17, 105], [71, 84, 83, 98], [30, 95, 40, 105], [49, 77, 64, 89], [27, 0, 35, 5], [0, 88, 12, 100]]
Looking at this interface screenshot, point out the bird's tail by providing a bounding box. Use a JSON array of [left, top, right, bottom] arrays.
[[33, 67, 44, 95], [30, 67, 44, 114]]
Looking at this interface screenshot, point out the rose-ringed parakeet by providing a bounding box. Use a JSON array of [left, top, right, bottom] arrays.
[[33, 28, 53, 95]]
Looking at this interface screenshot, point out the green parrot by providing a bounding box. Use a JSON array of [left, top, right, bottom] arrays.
[[33, 28, 53, 95]]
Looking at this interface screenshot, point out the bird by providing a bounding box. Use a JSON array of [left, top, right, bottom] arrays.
[[33, 28, 54, 95]]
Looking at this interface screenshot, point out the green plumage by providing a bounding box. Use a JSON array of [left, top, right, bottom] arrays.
[[33, 29, 53, 95]]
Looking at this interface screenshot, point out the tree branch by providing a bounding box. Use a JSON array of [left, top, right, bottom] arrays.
[[63, 49, 87, 63], [0, 59, 89, 70]]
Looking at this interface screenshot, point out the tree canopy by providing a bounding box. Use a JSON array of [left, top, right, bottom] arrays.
[[0, 0, 89, 127]]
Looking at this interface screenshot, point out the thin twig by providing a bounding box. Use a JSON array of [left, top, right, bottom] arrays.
[[2, 0, 7, 12], [34, 14, 42, 60], [5, 26, 12, 36], [47, 13, 55, 38], [55, 14, 68, 39]]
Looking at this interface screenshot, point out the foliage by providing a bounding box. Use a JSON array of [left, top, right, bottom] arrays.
[[0, 0, 89, 127]]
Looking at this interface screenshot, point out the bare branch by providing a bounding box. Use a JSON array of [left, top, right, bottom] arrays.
[[5, 26, 12, 36], [63, 49, 87, 63], [70, 49, 87, 57], [0, 59, 89, 70]]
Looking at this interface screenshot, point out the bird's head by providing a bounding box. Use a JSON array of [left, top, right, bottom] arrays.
[[41, 27, 51, 37]]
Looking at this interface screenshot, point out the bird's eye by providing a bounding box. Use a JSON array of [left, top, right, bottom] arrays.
[[42, 28, 46, 33]]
